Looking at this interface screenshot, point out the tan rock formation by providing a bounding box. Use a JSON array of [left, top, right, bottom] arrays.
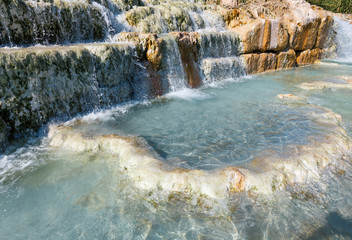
[[170, 32, 202, 88], [234, 19, 288, 53], [296, 48, 322, 65], [276, 49, 297, 69], [223, 9, 254, 29], [242, 52, 277, 74], [315, 15, 334, 49]]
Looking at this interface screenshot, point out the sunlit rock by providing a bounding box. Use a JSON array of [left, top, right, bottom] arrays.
[[296, 48, 322, 65], [233, 19, 288, 54], [276, 49, 297, 69], [242, 52, 276, 74]]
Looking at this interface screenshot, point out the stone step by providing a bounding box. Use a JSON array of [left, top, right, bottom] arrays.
[[0, 0, 109, 46], [0, 42, 146, 141]]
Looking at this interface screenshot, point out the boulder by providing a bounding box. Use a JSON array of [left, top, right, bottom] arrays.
[[242, 52, 277, 74], [296, 48, 322, 65], [276, 49, 296, 69]]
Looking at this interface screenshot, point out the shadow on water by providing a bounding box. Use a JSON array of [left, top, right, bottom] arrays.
[[142, 135, 169, 159], [307, 212, 352, 239]]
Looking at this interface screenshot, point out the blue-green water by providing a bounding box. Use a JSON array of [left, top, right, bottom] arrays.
[[1, 63, 352, 239]]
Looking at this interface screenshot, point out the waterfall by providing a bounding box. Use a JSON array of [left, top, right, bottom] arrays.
[[335, 18, 352, 63], [198, 32, 241, 59], [159, 35, 188, 92], [200, 57, 246, 83], [197, 32, 246, 83]]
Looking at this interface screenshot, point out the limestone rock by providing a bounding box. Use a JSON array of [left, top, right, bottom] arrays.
[[223, 9, 254, 29], [125, 3, 193, 33], [296, 48, 322, 65], [276, 49, 296, 69], [170, 32, 202, 88], [314, 10, 334, 49], [0, 43, 139, 138], [287, 18, 321, 51], [242, 52, 277, 74], [115, 32, 163, 70], [234, 19, 288, 54], [0, 0, 107, 45], [220, 0, 238, 9]]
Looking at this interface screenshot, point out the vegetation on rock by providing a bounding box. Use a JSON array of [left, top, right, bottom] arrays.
[[307, 0, 352, 13]]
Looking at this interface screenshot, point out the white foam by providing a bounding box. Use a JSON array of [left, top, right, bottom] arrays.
[[164, 88, 211, 101], [67, 100, 149, 124], [0, 139, 47, 192], [335, 18, 352, 63]]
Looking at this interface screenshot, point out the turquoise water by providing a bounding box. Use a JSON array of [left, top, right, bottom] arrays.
[[1, 63, 352, 239]]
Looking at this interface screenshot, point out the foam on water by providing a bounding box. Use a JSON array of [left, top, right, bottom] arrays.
[[164, 88, 212, 101]]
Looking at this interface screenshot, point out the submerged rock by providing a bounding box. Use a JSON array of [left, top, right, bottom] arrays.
[[300, 81, 352, 90], [48, 124, 246, 199]]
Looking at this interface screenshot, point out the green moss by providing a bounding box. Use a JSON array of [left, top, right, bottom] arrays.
[[307, 0, 352, 14]]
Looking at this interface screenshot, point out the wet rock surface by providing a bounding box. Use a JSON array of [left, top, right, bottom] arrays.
[[0, 0, 345, 148]]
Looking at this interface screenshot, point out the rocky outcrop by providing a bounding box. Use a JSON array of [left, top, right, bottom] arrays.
[[296, 48, 322, 65], [0, 0, 108, 46], [170, 32, 202, 88], [223, 0, 336, 74], [276, 49, 297, 69], [0, 43, 143, 140], [125, 3, 193, 33], [242, 52, 277, 74], [234, 19, 289, 53]]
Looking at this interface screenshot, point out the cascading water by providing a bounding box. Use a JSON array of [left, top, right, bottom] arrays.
[[197, 32, 246, 83], [2, 0, 352, 239], [335, 18, 352, 63], [159, 35, 188, 92]]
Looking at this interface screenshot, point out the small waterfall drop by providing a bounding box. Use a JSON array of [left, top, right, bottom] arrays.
[[159, 35, 188, 92], [335, 18, 352, 63]]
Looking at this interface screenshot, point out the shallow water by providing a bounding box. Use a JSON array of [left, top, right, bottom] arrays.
[[1, 62, 352, 239]]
